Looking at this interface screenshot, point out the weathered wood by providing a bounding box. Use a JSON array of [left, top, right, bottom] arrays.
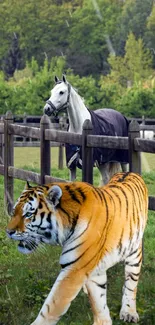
[[0, 119, 4, 164], [8, 166, 41, 184], [0, 164, 4, 175], [40, 115, 51, 184], [58, 144, 64, 169], [128, 117, 155, 124], [1, 112, 155, 212], [45, 175, 67, 183], [149, 196, 155, 211], [134, 138, 155, 153], [58, 121, 67, 170], [14, 142, 41, 147], [141, 115, 145, 138], [9, 124, 40, 139], [23, 113, 27, 143], [45, 129, 82, 145], [0, 123, 4, 134], [8, 166, 66, 184], [140, 125, 155, 131], [87, 135, 128, 149], [13, 141, 61, 147], [4, 112, 14, 214], [8, 166, 155, 210], [82, 119, 93, 184], [128, 120, 141, 174], [1, 114, 155, 126]]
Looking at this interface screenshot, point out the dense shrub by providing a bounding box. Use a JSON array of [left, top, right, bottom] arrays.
[[0, 57, 155, 118], [116, 86, 155, 118]]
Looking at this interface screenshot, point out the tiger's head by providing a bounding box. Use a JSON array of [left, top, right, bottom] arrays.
[[6, 182, 64, 254]]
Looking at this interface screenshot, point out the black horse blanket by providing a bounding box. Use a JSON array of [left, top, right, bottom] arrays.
[[66, 108, 129, 169]]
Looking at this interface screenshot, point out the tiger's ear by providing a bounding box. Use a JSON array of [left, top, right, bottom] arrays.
[[24, 181, 32, 190], [47, 185, 62, 207], [55, 76, 59, 83], [62, 74, 67, 83]]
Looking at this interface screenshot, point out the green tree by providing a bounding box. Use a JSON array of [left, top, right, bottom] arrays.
[[145, 4, 155, 68], [117, 86, 155, 118], [9, 56, 67, 115], [2, 33, 22, 79], [114, 0, 153, 55], [0, 72, 13, 114], [68, 0, 123, 76], [0, 0, 73, 71], [107, 33, 153, 86]]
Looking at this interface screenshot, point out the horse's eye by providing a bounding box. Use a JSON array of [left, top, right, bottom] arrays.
[[60, 91, 64, 95]]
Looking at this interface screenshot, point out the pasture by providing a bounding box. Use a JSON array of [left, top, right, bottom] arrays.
[[0, 147, 155, 325]]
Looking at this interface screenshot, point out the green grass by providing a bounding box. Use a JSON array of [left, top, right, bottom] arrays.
[[141, 153, 155, 173], [0, 148, 155, 325], [14, 147, 62, 170]]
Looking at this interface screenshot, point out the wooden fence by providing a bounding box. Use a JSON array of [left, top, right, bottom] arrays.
[[1, 113, 155, 125], [0, 114, 68, 170], [0, 111, 155, 214]]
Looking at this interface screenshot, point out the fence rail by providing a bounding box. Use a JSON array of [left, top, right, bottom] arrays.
[[1, 114, 155, 124], [0, 112, 155, 214]]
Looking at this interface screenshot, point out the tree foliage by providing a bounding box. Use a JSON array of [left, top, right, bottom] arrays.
[[108, 33, 153, 86], [0, 0, 155, 118]]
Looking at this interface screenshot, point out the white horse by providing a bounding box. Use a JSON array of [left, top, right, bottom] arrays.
[[140, 129, 154, 140], [44, 75, 129, 185]]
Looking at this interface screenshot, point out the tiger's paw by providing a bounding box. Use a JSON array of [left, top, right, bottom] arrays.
[[93, 317, 112, 325], [120, 309, 139, 323]]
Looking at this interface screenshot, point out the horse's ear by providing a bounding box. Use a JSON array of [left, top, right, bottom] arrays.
[[55, 76, 59, 83], [62, 74, 67, 83]]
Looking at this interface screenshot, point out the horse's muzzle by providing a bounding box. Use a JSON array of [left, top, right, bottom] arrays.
[[44, 103, 54, 116]]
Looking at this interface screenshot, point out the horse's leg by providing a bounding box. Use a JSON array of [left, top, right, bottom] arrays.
[[98, 163, 110, 186], [109, 162, 121, 180], [121, 163, 129, 172], [98, 162, 121, 186], [69, 167, 76, 181]]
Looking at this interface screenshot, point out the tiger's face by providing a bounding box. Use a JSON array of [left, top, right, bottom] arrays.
[[6, 182, 63, 254]]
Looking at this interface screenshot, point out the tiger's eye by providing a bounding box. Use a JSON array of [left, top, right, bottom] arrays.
[[25, 212, 32, 219]]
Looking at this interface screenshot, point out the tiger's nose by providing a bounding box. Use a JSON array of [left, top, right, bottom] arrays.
[[6, 229, 16, 238]]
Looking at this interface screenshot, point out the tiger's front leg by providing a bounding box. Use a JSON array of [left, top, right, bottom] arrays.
[[86, 273, 112, 325], [30, 268, 86, 325]]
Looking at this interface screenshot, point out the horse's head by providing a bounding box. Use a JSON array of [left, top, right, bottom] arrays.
[[44, 75, 71, 116]]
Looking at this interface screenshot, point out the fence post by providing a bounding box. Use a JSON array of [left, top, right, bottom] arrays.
[[4, 111, 14, 214], [58, 117, 65, 170], [23, 112, 27, 143], [128, 120, 144, 260], [40, 114, 51, 184], [0, 117, 4, 164], [82, 119, 93, 184], [142, 115, 145, 138], [58, 144, 64, 169], [128, 120, 141, 174]]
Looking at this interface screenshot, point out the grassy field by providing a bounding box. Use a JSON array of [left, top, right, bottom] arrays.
[[0, 148, 155, 325], [14, 147, 155, 173]]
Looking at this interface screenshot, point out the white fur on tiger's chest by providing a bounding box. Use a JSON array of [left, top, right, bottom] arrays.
[[91, 228, 144, 277]]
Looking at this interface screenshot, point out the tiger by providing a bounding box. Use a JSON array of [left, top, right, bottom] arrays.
[[6, 172, 148, 325]]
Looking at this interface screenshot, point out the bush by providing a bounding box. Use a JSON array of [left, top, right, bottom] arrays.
[[0, 57, 155, 118], [116, 86, 155, 117], [0, 72, 13, 115]]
